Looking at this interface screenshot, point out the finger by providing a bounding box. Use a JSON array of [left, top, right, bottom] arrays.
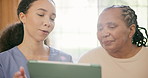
[[19, 66, 25, 76], [20, 67, 27, 78], [13, 71, 21, 78]]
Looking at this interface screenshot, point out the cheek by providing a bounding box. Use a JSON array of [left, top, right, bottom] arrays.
[[25, 17, 41, 33], [32, 18, 42, 26], [113, 30, 129, 42], [27, 15, 42, 26], [97, 32, 102, 41], [51, 22, 55, 28], [47, 23, 55, 33], [51, 25, 55, 30]]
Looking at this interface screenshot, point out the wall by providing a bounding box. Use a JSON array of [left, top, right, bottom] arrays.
[[0, 0, 19, 31]]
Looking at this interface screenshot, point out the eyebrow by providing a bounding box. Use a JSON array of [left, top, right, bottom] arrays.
[[37, 8, 56, 16], [106, 22, 116, 26], [37, 8, 48, 12]]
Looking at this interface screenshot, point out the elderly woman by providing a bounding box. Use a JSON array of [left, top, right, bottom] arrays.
[[79, 5, 148, 78]]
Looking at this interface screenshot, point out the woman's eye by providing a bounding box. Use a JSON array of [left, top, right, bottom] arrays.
[[50, 17, 55, 21], [109, 26, 115, 28], [107, 22, 117, 29], [109, 25, 117, 29], [50, 15, 56, 21], [97, 26, 103, 31], [37, 14, 44, 17]]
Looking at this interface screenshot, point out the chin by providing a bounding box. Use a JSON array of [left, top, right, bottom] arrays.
[[36, 37, 46, 42], [102, 45, 116, 52]]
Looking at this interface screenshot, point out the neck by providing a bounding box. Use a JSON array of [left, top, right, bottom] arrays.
[[108, 44, 142, 59], [18, 36, 49, 60]]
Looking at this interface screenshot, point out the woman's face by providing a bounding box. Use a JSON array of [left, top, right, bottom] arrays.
[[97, 8, 133, 53], [20, 0, 56, 42]]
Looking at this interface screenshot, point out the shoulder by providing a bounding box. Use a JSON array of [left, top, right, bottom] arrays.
[[0, 46, 24, 65], [0, 46, 27, 78], [140, 47, 148, 54], [50, 47, 73, 62], [142, 46, 148, 50], [0, 47, 17, 60], [78, 47, 106, 63], [81, 47, 105, 57], [0, 47, 18, 70], [0, 47, 21, 65]]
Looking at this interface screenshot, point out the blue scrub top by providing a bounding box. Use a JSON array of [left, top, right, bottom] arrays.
[[0, 46, 72, 78]]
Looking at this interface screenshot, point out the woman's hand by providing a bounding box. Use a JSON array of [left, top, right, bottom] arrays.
[[13, 66, 27, 78]]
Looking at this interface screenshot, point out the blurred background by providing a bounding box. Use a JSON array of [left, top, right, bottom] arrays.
[[0, 0, 148, 62]]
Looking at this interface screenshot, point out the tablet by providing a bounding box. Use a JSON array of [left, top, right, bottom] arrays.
[[28, 60, 101, 78]]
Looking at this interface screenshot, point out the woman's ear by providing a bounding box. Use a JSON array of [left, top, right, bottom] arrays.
[[19, 12, 26, 24], [129, 24, 136, 38]]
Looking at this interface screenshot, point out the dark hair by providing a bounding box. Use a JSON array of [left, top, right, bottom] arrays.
[[17, 0, 55, 17], [0, 0, 54, 52], [105, 5, 148, 47], [0, 23, 49, 52], [0, 23, 24, 52], [17, 0, 55, 24]]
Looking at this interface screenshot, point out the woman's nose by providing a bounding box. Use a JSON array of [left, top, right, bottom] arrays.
[[43, 18, 52, 27], [44, 23, 50, 27], [102, 32, 110, 38], [100, 29, 110, 38]]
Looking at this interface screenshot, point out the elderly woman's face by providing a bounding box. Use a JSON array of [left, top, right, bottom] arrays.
[[97, 8, 132, 52]]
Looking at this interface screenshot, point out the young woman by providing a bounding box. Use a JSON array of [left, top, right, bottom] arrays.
[[0, 0, 72, 78]]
